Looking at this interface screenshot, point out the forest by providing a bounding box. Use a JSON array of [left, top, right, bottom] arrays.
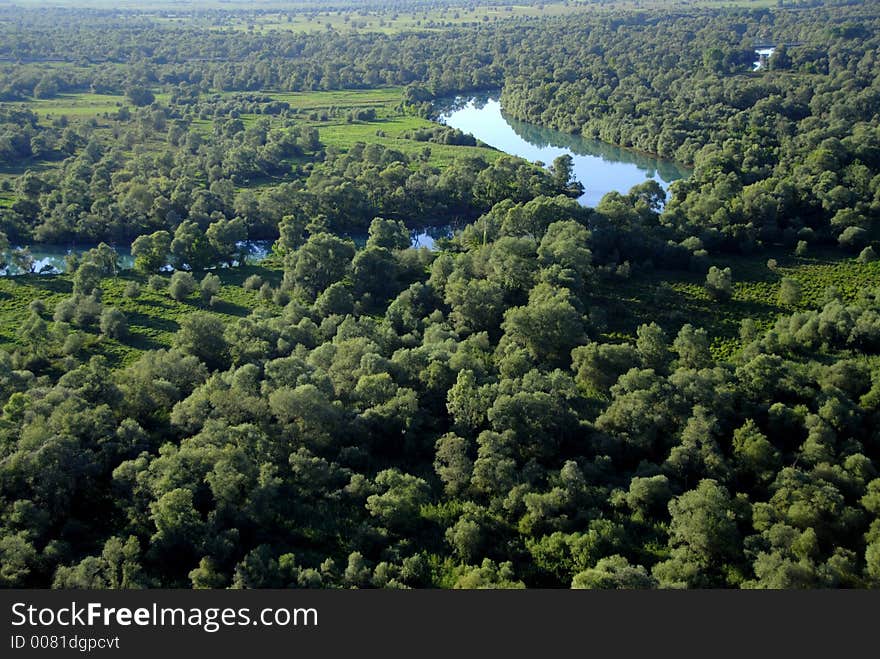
[[0, 0, 879, 589]]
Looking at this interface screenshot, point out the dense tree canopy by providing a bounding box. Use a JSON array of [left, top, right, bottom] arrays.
[[0, 0, 879, 590]]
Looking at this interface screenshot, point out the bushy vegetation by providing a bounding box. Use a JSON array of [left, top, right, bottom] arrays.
[[0, 0, 879, 590]]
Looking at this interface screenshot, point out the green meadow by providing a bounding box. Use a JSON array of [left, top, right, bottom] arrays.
[[595, 249, 880, 360], [0, 263, 284, 368]]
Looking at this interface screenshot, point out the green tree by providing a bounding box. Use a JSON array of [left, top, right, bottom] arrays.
[[285, 232, 355, 300], [366, 469, 430, 532], [73, 261, 102, 296], [168, 271, 196, 302], [778, 277, 802, 306], [206, 216, 247, 267], [199, 272, 221, 305], [173, 311, 228, 370], [434, 432, 473, 497], [652, 480, 743, 588], [572, 556, 655, 589], [705, 266, 733, 301], [131, 231, 172, 274], [367, 217, 410, 250], [171, 220, 215, 271], [100, 307, 128, 340], [502, 283, 585, 365]]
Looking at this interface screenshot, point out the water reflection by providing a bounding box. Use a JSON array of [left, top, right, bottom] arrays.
[[1, 240, 274, 276], [437, 94, 690, 208]]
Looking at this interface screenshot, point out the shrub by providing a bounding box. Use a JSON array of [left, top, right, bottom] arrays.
[[169, 271, 197, 302], [53, 297, 77, 323], [857, 246, 877, 263], [243, 274, 263, 291], [62, 332, 85, 356], [200, 273, 221, 304], [705, 266, 733, 301], [73, 294, 103, 327], [778, 277, 802, 306], [838, 226, 868, 251], [124, 281, 141, 298], [100, 307, 128, 339], [148, 275, 166, 291]]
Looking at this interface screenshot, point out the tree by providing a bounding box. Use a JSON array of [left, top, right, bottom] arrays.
[[673, 324, 712, 370], [445, 276, 505, 334], [434, 432, 473, 497], [705, 266, 733, 301], [206, 216, 247, 267], [452, 559, 525, 589], [0, 230, 8, 270], [572, 556, 655, 589], [173, 311, 228, 370], [665, 406, 729, 484], [366, 469, 430, 532], [314, 281, 354, 317], [100, 307, 128, 340], [171, 220, 215, 271], [857, 246, 877, 263], [732, 419, 780, 486], [199, 273, 221, 305], [549, 154, 584, 197], [572, 342, 640, 392], [125, 85, 155, 107], [275, 213, 308, 253], [778, 277, 802, 306], [53, 536, 147, 589], [87, 243, 120, 276], [652, 480, 743, 588], [285, 232, 355, 300], [352, 245, 399, 304], [0, 533, 38, 587], [11, 248, 34, 274], [838, 226, 868, 252], [169, 271, 196, 302], [73, 261, 102, 296], [636, 322, 671, 372], [623, 475, 673, 521], [536, 220, 592, 290], [131, 231, 172, 274], [501, 283, 585, 365], [367, 217, 410, 250], [149, 488, 204, 566]]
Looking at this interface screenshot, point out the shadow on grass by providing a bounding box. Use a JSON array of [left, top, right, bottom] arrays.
[[19, 275, 72, 295], [126, 311, 179, 334], [124, 332, 167, 353], [207, 299, 250, 317]]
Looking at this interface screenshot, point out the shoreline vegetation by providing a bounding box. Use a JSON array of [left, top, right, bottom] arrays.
[[0, 0, 879, 590]]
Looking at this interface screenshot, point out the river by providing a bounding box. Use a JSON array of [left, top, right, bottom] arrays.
[[4, 96, 687, 275], [437, 94, 690, 209], [1, 232, 445, 276]]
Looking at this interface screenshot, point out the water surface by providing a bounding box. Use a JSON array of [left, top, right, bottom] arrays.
[[438, 95, 690, 208]]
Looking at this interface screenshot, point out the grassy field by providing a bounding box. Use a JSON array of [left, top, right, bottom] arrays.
[[592, 248, 880, 360], [26, 92, 126, 120], [0, 263, 283, 367], [2, 246, 875, 370], [2, 86, 501, 185], [0, 91, 128, 180], [253, 88, 502, 166], [196, 1, 781, 35], [190, 3, 596, 35]]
